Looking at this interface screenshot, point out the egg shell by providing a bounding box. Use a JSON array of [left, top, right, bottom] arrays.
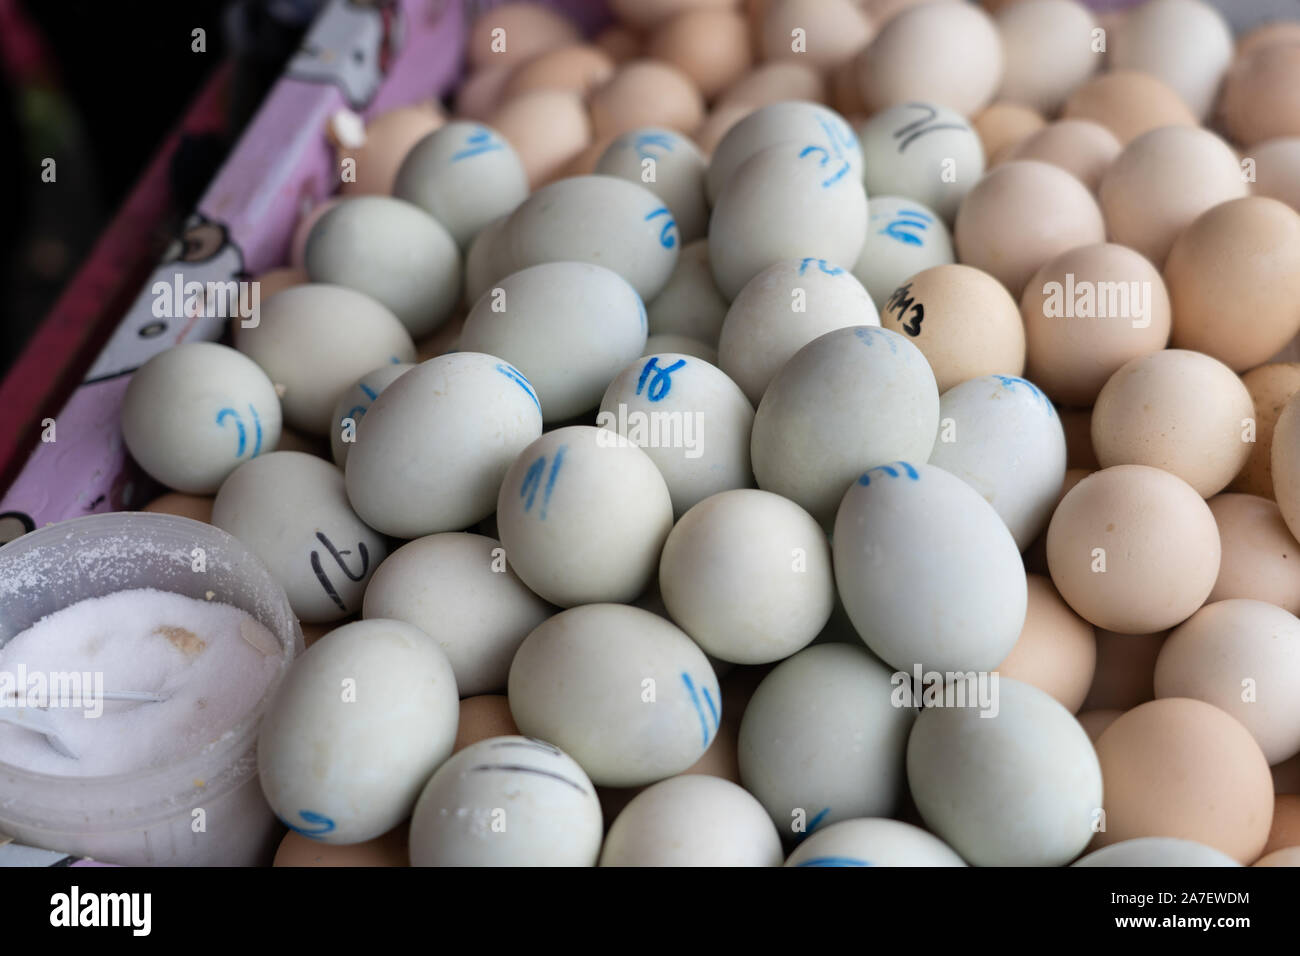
[[1081, 629, 1167, 712], [121, 342, 283, 495], [607, 0, 737, 30], [1254, 847, 1300, 867], [994, 0, 1100, 115], [257, 618, 459, 845], [455, 65, 514, 121], [327, 363, 413, 468], [501, 44, 615, 101], [715, 62, 827, 110], [907, 678, 1102, 867], [1236, 20, 1300, 58], [1231, 363, 1300, 498], [487, 89, 591, 189], [1208, 494, 1300, 615], [694, 104, 757, 156], [1020, 242, 1171, 408], [1073, 837, 1240, 867], [289, 201, 341, 268], [971, 102, 1045, 164], [1047, 465, 1220, 634], [589, 60, 706, 141], [878, 263, 1025, 394], [273, 825, 409, 867], [1002, 119, 1121, 192], [759, 0, 873, 71], [1091, 349, 1253, 498], [856, 101, 985, 224], [593, 24, 642, 64], [467, 2, 582, 69], [783, 818, 966, 867], [852, 196, 955, 309], [1217, 36, 1300, 146], [344, 352, 543, 538], [140, 492, 214, 524], [1252, 137, 1300, 213], [1261, 794, 1300, 856], [463, 213, 511, 308], [508, 604, 719, 787], [645, 239, 730, 344], [1061, 70, 1197, 145], [1109, 0, 1232, 121], [253, 266, 309, 304], [648, 8, 753, 101], [718, 256, 879, 406], [752, 326, 939, 527], [337, 103, 444, 196], [409, 735, 602, 866], [1269, 393, 1300, 564], [1092, 697, 1274, 863], [596, 128, 709, 243]]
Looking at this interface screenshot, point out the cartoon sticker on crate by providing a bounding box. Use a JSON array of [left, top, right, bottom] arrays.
[[83, 215, 248, 385], [286, 0, 403, 109]]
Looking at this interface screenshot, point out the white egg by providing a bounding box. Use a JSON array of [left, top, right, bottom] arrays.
[[705, 101, 862, 204], [1110, 0, 1233, 121], [598, 354, 754, 517], [408, 736, 601, 866], [212, 451, 387, 623], [857, 102, 986, 223], [393, 121, 529, 248], [599, 775, 783, 867], [304, 197, 462, 339], [833, 462, 1027, 672], [717, 256, 879, 406], [234, 283, 416, 435], [709, 143, 868, 301], [928, 374, 1067, 550], [645, 239, 729, 345], [783, 818, 967, 867], [121, 342, 282, 494], [497, 175, 680, 300], [738, 644, 916, 837], [362, 532, 553, 697], [344, 352, 543, 538], [508, 603, 720, 787], [751, 326, 939, 527], [464, 213, 510, 307], [1073, 837, 1241, 867], [658, 489, 831, 663], [328, 362, 414, 467], [460, 262, 647, 423], [495, 426, 673, 607], [907, 678, 1102, 866], [596, 128, 709, 243], [257, 618, 459, 845], [852, 196, 955, 309]]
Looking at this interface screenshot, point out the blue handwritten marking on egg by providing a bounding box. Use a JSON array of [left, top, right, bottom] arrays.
[[358, 382, 380, 401], [645, 207, 678, 249], [451, 127, 503, 162], [681, 672, 717, 748], [216, 407, 247, 457], [520, 446, 567, 520], [853, 326, 898, 353], [798, 257, 845, 277], [495, 363, 542, 415], [806, 806, 831, 835], [794, 856, 873, 867], [858, 461, 920, 486], [994, 374, 1052, 411], [248, 403, 263, 457], [798, 143, 851, 189], [285, 809, 336, 840], [634, 131, 676, 160], [637, 356, 686, 402], [880, 208, 934, 246]]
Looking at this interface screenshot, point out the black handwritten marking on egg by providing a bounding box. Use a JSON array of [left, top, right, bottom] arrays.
[[310, 531, 371, 613], [468, 763, 589, 795], [892, 103, 970, 153], [885, 283, 925, 336], [489, 738, 563, 756]]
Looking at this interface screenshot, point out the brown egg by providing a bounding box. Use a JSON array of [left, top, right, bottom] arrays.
[[254, 267, 308, 305], [954, 160, 1106, 299], [1059, 408, 1098, 469], [1252, 137, 1300, 213], [1046, 465, 1220, 634], [501, 45, 615, 101], [1023, 466, 1091, 575], [1082, 629, 1167, 711], [1207, 494, 1300, 614], [877, 264, 1025, 393], [1231, 363, 1300, 498], [693, 103, 757, 155], [1276, 752, 1300, 794], [453, 695, 520, 753], [648, 8, 752, 101], [759, 0, 874, 71], [1092, 697, 1274, 863], [337, 103, 445, 196], [716, 61, 826, 109], [1270, 393, 1300, 547], [1218, 43, 1300, 147], [1077, 708, 1123, 743], [593, 24, 643, 64], [1091, 350, 1254, 498], [589, 60, 705, 140], [273, 824, 409, 866], [1061, 70, 1197, 145], [467, 2, 582, 70], [608, 0, 738, 30], [455, 66, 515, 120], [1166, 197, 1300, 373], [290, 200, 341, 268], [141, 492, 213, 523], [1237, 21, 1300, 57], [994, 0, 1100, 116], [1002, 119, 1121, 192], [1099, 126, 1248, 268], [971, 102, 1046, 164], [995, 574, 1096, 713], [1254, 846, 1300, 866], [1021, 243, 1171, 408], [488, 89, 591, 188]]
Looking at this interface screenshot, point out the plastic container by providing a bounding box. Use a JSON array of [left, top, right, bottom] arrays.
[[0, 512, 303, 866]]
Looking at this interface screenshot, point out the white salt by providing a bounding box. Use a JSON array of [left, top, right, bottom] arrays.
[[0, 588, 282, 777]]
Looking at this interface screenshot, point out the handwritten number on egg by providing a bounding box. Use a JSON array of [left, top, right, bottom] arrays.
[[880, 208, 934, 246], [636, 356, 686, 402], [891, 103, 969, 153], [520, 445, 567, 520], [645, 207, 677, 249], [885, 282, 925, 336], [858, 461, 920, 486], [798, 257, 844, 277], [310, 532, 371, 613], [286, 809, 336, 839], [451, 127, 504, 162], [215, 403, 264, 459]]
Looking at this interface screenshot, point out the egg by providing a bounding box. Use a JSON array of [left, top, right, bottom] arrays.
[[718, 257, 879, 406], [856, 101, 985, 223], [595, 128, 709, 243], [1253, 137, 1300, 213], [1207, 494, 1300, 615], [336, 103, 444, 196], [501, 44, 614, 101], [593, 24, 642, 64], [487, 89, 591, 189], [1001, 119, 1121, 192], [759, 0, 873, 71], [1236, 20, 1300, 58], [856, 1, 1003, 117], [344, 352, 542, 538], [1081, 629, 1167, 711], [1261, 794, 1300, 856], [1090, 350, 1253, 498], [140, 492, 214, 524], [970, 102, 1045, 164], [852, 197, 954, 309], [1218, 37, 1300, 146], [1231, 363, 1300, 498], [752, 327, 939, 527], [327, 363, 413, 468], [460, 262, 647, 423], [273, 825, 409, 867], [783, 818, 966, 867], [1092, 697, 1274, 863], [252, 266, 308, 304], [463, 213, 511, 307], [1020, 243, 1172, 407], [1047, 465, 1220, 634], [1254, 847, 1300, 867], [738, 644, 916, 836], [1061, 70, 1197, 145], [1268, 393, 1300, 547], [1098, 126, 1248, 269], [466, 2, 581, 69], [607, 0, 736, 30], [715, 62, 826, 110], [258, 618, 459, 845], [508, 604, 720, 787], [908, 678, 1102, 867], [121, 342, 283, 494], [589, 60, 705, 141], [1109, 0, 1233, 121], [456, 66, 515, 122], [1166, 197, 1300, 373], [954, 160, 1106, 298], [994, 0, 1100, 115], [645, 239, 730, 344], [648, 8, 753, 101], [1074, 837, 1241, 867]]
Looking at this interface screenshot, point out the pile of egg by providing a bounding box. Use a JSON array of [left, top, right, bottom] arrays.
[[124, 0, 1300, 867]]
